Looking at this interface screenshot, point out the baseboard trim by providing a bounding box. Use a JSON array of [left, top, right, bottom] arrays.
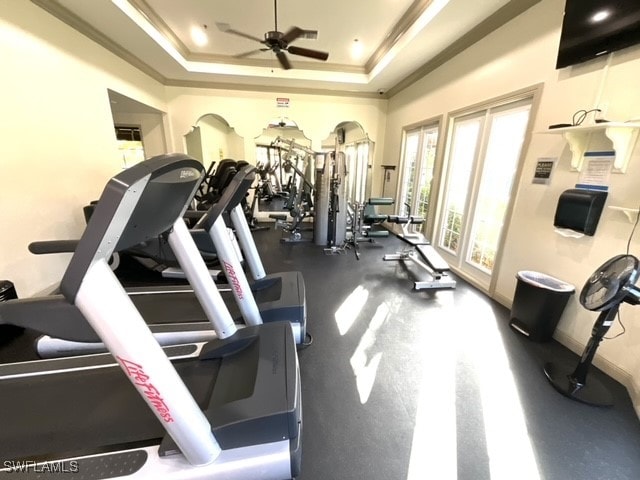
[[492, 292, 512, 310]]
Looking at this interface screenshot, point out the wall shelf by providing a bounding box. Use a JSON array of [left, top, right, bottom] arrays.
[[608, 206, 639, 223], [541, 122, 640, 172]]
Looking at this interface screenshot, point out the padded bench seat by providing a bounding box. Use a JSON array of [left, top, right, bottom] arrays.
[[415, 245, 450, 272], [387, 215, 425, 225]]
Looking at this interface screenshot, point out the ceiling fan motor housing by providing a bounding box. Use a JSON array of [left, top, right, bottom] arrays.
[[265, 31, 284, 46]]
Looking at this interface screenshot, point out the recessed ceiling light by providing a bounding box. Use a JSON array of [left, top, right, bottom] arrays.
[[191, 25, 208, 47], [351, 39, 364, 60], [591, 10, 610, 23]]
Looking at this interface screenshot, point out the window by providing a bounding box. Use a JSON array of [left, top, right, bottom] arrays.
[[397, 124, 440, 230], [115, 125, 144, 167], [437, 97, 532, 289]]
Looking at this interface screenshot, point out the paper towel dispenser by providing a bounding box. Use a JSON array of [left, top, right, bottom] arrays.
[[553, 189, 607, 236]]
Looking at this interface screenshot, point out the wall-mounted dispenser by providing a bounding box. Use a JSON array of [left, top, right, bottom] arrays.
[[553, 189, 608, 236]]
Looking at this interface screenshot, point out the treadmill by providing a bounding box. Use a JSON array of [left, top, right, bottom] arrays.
[[0, 154, 301, 479], [24, 165, 307, 358]]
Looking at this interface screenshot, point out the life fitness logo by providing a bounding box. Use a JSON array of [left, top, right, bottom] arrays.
[[180, 169, 196, 179], [224, 261, 244, 300], [117, 356, 174, 423]]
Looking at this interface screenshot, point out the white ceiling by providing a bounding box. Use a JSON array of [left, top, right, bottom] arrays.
[[34, 0, 539, 96]]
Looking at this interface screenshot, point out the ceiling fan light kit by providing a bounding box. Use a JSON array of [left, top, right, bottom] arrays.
[[217, 0, 329, 70]]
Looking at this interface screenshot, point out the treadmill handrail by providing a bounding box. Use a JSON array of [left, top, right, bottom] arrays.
[[195, 164, 256, 231], [52, 154, 221, 465]]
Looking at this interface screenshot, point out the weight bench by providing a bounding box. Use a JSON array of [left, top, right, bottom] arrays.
[[324, 197, 394, 258], [383, 215, 456, 291], [361, 197, 394, 239]]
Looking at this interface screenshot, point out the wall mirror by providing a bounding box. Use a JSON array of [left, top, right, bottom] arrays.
[[253, 118, 314, 217], [108, 89, 167, 167], [184, 113, 245, 169], [321, 121, 374, 205]]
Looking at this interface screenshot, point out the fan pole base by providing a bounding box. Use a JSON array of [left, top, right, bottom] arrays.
[[544, 362, 613, 407]]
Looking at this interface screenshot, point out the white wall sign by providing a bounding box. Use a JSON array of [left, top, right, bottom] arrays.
[[276, 97, 290, 108], [576, 151, 614, 191]]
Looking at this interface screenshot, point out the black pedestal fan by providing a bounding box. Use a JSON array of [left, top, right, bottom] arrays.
[[544, 254, 640, 406]]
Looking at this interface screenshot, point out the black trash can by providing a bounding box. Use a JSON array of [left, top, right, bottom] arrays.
[[509, 271, 575, 342], [0, 280, 24, 343], [0, 280, 17, 302]]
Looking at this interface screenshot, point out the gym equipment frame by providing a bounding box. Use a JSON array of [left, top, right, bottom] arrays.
[[383, 213, 456, 291], [0, 154, 301, 479]]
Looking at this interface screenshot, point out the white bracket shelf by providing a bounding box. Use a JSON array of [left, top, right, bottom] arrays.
[[608, 206, 639, 223], [541, 122, 640, 172]]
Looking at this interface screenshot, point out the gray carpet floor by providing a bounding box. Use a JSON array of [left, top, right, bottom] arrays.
[[254, 226, 640, 480]]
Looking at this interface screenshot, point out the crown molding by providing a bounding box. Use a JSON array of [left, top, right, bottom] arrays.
[[385, 0, 542, 97], [31, 0, 168, 84], [163, 78, 385, 99]]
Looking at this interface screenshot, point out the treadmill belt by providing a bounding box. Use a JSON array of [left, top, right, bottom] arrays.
[[132, 280, 282, 325], [0, 358, 221, 460], [132, 292, 209, 323]]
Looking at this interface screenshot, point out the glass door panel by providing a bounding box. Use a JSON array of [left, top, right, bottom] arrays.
[[398, 131, 420, 213], [466, 105, 531, 274], [415, 128, 438, 219], [439, 116, 482, 254], [396, 125, 440, 237], [437, 97, 532, 291]]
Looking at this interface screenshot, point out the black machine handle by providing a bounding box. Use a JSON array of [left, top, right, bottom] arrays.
[[29, 240, 80, 254]]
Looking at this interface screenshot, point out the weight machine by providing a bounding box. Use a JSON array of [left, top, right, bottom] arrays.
[[268, 137, 317, 242], [314, 151, 348, 253]]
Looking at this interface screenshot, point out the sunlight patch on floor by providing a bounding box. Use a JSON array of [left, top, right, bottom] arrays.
[[406, 307, 458, 480], [350, 303, 389, 404], [334, 285, 369, 336], [460, 296, 541, 480]]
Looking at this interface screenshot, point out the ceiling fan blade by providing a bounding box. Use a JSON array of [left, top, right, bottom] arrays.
[[287, 45, 329, 61], [216, 22, 264, 43], [300, 29, 318, 40], [281, 26, 304, 45], [276, 51, 292, 70], [234, 49, 264, 59]]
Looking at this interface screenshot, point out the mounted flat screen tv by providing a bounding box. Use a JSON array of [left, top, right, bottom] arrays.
[[556, 0, 640, 69]]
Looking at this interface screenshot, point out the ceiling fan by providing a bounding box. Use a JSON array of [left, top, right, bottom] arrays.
[[216, 0, 329, 70]]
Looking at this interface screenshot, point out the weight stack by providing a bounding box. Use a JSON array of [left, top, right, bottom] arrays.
[[314, 161, 330, 246]]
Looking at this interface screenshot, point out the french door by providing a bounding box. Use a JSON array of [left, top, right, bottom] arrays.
[[438, 98, 532, 290], [397, 124, 439, 233]]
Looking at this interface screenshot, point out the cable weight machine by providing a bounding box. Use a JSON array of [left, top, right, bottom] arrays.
[[268, 137, 317, 242], [315, 151, 349, 253]]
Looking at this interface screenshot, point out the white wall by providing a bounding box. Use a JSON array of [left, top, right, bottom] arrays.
[[164, 87, 388, 186], [0, 0, 167, 296], [384, 0, 640, 411]]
